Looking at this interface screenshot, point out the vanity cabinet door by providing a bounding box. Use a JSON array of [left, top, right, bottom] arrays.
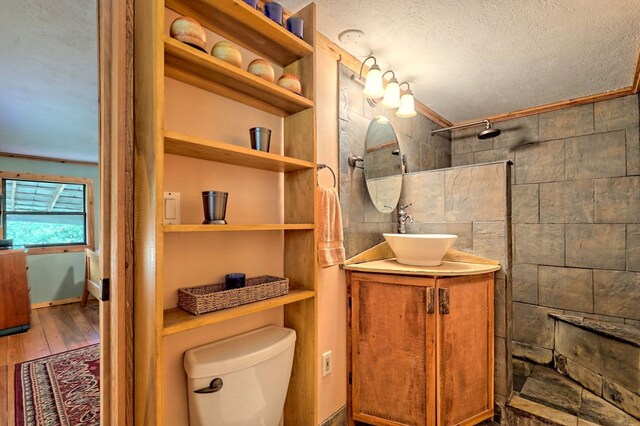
[[436, 273, 494, 426], [349, 272, 436, 426]]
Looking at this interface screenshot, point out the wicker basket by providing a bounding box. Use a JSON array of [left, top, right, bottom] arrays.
[[177, 275, 289, 315]]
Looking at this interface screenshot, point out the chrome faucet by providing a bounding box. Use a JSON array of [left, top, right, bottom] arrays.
[[397, 203, 414, 234]]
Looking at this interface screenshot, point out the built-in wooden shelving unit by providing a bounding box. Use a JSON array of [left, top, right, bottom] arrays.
[[135, 0, 318, 424]]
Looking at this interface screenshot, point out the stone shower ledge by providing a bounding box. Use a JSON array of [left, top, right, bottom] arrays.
[[549, 314, 640, 348]]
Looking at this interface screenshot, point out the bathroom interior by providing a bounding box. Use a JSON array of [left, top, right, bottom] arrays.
[[1, 0, 639, 425]]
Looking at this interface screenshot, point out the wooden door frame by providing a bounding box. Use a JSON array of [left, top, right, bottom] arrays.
[[98, 0, 134, 423]]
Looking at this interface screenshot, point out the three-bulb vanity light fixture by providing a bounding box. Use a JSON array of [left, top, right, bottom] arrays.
[[351, 56, 417, 118]]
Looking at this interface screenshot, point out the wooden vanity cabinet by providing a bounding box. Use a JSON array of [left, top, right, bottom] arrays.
[[347, 271, 494, 426]]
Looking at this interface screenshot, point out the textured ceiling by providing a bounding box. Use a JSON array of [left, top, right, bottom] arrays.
[[282, 0, 640, 123], [1, 1, 638, 162], [0, 0, 98, 162]]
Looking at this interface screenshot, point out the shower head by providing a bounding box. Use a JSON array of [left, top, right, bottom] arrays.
[[431, 119, 501, 141], [478, 123, 501, 139]]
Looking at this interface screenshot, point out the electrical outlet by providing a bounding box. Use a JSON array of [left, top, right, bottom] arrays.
[[322, 351, 332, 377]]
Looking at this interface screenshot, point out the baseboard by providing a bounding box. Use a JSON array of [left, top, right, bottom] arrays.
[[320, 405, 347, 426], [32, 297, 82, 309]]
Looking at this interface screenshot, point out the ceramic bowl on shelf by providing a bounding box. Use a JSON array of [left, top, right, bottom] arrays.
[[211, 41, 243, 68], [248, 59, 275, 83], [277, 73, 302, 94], [169, 17, 207, 52]]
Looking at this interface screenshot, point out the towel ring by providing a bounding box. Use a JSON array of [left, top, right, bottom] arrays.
[[317, 163, 336, 188]]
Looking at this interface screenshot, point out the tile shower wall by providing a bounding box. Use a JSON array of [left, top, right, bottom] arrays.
[[338, 64, 452, 257], [339, 64, 512, 403], [452, 94, 640, 364]]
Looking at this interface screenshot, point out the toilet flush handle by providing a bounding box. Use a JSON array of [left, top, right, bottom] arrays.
[[194, 378, 224, 394]]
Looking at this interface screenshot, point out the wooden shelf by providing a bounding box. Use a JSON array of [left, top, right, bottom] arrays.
[[165, 0, 313, 67], [164, 131, 315, 172], [164, 36, 314, 117], [163, 224, 314, 233], [162, 289, 315, 335]]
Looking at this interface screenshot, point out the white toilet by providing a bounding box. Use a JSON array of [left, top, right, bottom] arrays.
[[184, 325, 297, 426]]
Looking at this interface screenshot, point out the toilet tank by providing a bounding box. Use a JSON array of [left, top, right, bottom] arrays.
[[184, 325, 297, 426]]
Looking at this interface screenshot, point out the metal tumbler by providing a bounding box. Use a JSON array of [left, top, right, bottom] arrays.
[[249, 127, 271, 152], [202, 191, 228, 224]]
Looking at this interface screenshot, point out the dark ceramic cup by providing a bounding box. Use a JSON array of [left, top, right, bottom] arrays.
[[286, 17, 304, 39], [225, 273, 246, 290], [264, 2, 283, 25], [243, 0, 258, 9]]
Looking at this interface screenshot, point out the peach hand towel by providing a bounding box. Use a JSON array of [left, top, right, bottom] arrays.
[[316, 186, 345, 267]]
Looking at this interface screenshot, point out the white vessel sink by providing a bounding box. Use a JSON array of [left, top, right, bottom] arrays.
[[383, 233, 458, 266]]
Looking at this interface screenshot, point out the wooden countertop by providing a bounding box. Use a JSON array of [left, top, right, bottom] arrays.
[[344, 242, 501, 277], [345, 258, 500, 276]]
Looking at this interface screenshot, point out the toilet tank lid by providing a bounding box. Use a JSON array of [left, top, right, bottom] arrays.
[[183, 325, 297, 378]]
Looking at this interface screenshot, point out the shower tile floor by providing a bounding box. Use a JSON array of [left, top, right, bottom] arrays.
[[511, 359, 640, 426]]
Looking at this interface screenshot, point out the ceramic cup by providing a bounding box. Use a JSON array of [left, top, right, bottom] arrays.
[[286, 17, 304, 39], [243, 0, 259, 9], [264, 2, 283, 25]]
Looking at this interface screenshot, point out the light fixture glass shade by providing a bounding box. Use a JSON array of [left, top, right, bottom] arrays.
[[396, 91, 416, 117], [381, 78, 401, 108], [362, 64, 384, 98]]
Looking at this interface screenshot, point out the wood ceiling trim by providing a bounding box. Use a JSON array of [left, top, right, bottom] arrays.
[[455, 86, 635, 126]]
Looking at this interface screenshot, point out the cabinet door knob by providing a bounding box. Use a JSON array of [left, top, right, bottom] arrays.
[[438, 288, 450, 315]]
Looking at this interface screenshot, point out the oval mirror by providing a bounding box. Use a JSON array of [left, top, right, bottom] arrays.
[[364, 116, 403, 213]]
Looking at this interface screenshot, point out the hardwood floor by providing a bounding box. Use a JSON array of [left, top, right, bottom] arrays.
[[0, 302, 100, 425]]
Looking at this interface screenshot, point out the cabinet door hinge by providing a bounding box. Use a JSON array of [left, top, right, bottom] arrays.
[[438, 287, 450, 315], [427, 287, 435, 314], [349, 372, 352, 384]]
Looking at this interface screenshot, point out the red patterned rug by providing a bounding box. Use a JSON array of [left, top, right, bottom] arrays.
[[15, 344, 100, 425]]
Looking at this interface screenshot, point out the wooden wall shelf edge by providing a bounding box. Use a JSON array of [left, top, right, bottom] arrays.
[[162, 289, 315, 335], [164, 131, 315, 172], [165, 0, 313, 66], [164, 37, 314, 116], [163, 224, 314, 233]]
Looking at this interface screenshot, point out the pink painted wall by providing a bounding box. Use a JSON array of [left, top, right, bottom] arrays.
[[315, 50, 347, 422]]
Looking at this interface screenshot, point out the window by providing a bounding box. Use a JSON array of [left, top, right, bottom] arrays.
[[1, 173, 94, 252]]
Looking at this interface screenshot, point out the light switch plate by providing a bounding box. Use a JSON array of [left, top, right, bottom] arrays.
[[163, 192, 181, 225]]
